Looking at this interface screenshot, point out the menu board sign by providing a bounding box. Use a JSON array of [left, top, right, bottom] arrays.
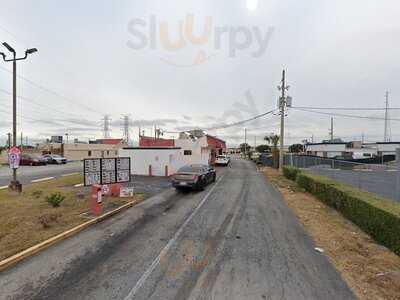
[[84, 157, 131, 186]]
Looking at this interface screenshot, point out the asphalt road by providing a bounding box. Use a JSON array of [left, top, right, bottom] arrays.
[[0, 161, 82, 187], [308, 167, 400, 202], [0, 160, 355, 300]]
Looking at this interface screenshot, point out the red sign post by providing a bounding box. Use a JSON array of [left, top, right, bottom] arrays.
[[91, 184, 103, 216]]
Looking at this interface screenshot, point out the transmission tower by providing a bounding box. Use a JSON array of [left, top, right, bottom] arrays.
[[121, 114, 131, 144], [384, 91, 391, 142], [102, 115, 112, 138]]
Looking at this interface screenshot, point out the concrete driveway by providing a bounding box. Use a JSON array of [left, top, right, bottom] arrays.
[[0, 160, 354, 300]]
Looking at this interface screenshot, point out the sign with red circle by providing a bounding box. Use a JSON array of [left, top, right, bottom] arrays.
[[8, 147, 21, 169]]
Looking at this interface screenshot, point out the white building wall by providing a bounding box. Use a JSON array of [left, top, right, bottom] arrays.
[[119, 148, 185, 176], [376, 143, 400, 155], [175, 137, 211, 165], [306, 144, 347, 158]]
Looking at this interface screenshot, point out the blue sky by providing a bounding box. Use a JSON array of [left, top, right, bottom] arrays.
[[0, 0, 399, 146]]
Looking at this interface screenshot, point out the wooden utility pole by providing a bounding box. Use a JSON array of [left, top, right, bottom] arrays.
[[278, 69, 290, 171]]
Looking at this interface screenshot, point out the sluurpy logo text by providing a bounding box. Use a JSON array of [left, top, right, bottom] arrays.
[[127, 14, 274, 67]]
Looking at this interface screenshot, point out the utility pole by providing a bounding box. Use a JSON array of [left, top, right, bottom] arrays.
[[1, 42, 37, 192], [244, 128, 247, 157], [20, 132, 23, 149], [329, 117, 334, 141], [278, 69, 290, 171], [254, 136, 257, 151], [7, 133, 11, 149], [384, 91, 389, 142]]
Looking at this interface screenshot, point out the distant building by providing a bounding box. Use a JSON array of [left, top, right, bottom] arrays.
[[363, 142, 400, 158], [138, 133, 226, 165], [139, 136, 175, 147], [223, 147, 241, 156], [121, 133, 227, 176], [89, 138, 125, 145], [63, 142, 125, 160], [38, 138, 127, 160], [305, 141, 378, 159], [50, 136, 63, 143]]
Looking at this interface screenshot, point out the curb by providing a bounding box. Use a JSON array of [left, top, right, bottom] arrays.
[[0, 199, 142, 272]]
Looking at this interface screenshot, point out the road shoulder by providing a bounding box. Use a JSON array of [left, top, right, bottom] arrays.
[[263, 167, 400, 300]]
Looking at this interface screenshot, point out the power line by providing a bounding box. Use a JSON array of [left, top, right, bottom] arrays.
[[292, 106, 400, 110], [291, 107, 400, 122], [0, 65, 104, 116], [0, 87, 100, 123], [162, 109, 278, 134]]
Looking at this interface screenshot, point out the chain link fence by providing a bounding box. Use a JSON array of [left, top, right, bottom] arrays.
[[284, 154, 400, 202]]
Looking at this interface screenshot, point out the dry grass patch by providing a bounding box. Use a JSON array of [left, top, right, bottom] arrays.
[[263, 167, 400, 300], [0, 175, 145, 261]]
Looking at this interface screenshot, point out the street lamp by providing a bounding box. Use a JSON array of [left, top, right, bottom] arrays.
[[1, 42, 38, 192]]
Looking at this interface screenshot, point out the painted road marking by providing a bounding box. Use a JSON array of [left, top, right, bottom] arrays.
[[31, 177, 55, 183], [123, 174, 226, 300], [0, 185, 8, 190], [61, 172, 80, 177]]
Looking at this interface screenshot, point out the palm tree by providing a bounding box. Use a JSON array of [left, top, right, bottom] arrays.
[[264, 134, 280, 168], [264, 134, 280, 151]]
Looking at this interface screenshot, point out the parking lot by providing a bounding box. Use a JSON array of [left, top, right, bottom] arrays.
[[0, 161, 82, 187], [307, 167, 400, 202]]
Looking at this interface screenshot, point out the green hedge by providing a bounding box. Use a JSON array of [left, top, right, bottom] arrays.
[[295, 172, 400, 255], [283, 166, 302, 181]]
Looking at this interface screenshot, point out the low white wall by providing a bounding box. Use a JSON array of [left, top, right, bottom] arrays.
[[119, 148, 185, 176]]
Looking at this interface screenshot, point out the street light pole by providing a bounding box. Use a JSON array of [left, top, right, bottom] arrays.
[[1, 42, 37, 192]]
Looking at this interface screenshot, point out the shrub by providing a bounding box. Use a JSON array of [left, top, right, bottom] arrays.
[[295, 172, 400, 255], [283, 166, 301, 181], [46, 192, 66, 207]]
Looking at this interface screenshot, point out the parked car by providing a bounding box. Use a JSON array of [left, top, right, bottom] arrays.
[[172, 164, 216, 191], [43, 154, 67, 164], [215, 155, 230, 166], [20, 154, 47, 166]]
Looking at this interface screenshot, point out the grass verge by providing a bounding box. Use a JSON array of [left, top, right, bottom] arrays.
[[0, 175, 145, 261], [263, 167, 400, 300], [283, 166, 400, 255]]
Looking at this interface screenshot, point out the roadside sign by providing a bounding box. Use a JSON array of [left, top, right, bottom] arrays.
[[84, 157, 131, 186], [8, 147, 21, 169]]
